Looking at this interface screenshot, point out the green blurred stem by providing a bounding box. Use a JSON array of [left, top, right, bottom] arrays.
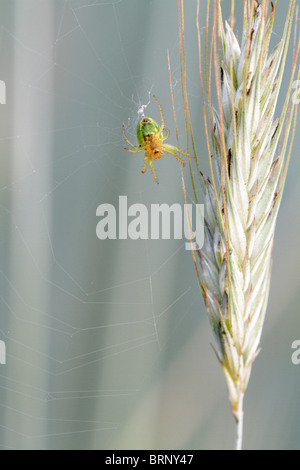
[[234, 394, 244, 451]]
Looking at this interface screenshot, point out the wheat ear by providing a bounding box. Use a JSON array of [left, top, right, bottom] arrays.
[[178, 0, 300, 449]]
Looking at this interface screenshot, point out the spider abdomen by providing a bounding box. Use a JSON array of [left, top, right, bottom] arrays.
[[136, 116, 160, 145]]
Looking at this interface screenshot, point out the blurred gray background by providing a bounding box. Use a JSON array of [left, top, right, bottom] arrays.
[[0, 0, 299, 450]]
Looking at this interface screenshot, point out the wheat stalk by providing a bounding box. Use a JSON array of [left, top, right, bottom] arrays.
[[176, 0, 300, 449]]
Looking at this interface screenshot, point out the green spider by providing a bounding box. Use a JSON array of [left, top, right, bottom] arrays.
[[122, 96, 191, 184]]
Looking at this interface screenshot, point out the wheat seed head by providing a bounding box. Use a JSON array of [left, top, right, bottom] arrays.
[[196, 0, 300, 419]]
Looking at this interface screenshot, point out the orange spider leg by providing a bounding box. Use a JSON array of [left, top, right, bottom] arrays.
[[162, 128, 170, 141], [153, 95, 165, 134], [142, 152, 148, 174], [163, 143, 193, 158], [161, 145, 186, 166], [148, 156, 159, 184], [125, 147, 141, 153], [122, 124, 140, 152]]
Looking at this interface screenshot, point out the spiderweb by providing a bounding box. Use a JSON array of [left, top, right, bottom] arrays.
[[0, 0, 217, 450], [0, 0, 299, 451]]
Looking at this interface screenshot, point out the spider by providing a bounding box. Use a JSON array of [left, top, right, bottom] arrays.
[[122, 95, 191, 184]]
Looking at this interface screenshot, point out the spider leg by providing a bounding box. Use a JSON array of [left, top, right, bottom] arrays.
[[125, 147, 142, 153], [122, 124, 140, 151], [162, 145, 186, 166], [141, 153, 148, 174], [153, 95, 165, 134], [162, 128, 170, 141], [148, 156, 159, 184], [163, 143, 193, 158]]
